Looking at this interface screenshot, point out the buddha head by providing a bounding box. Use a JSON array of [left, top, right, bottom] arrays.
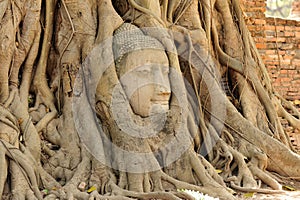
[[113, 23, 171, 118]]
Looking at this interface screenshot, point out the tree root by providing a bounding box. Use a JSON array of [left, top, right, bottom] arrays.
[[275, 94, 300, 130], [58, 150, 236, 200], [110, 181, 185, 200], [0, 140, 42, 200], [211, 1, 288, 145], [209, 127, 284, 193], [230, 182, 284, 194], [30, 0, 57, 133], [19, 34, 41, 108], [8, 94, 41, 161], [34, 111, 58, 133], [224, 143, 257, 188], [127, 0, 166, 27], [0, 0, 14, 104], [248, 164, 281, 190], [0, 145, 8, 200], [10, 161, 38, 200], [9, 0, 41, 92], [1, 1, 300, 200]]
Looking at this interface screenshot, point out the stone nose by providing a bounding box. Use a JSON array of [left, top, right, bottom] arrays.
[[153, 69, 170, 93]]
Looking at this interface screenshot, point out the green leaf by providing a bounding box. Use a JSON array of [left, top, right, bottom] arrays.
[[215, 169, 222, 174], [42, 189, 49, 195]]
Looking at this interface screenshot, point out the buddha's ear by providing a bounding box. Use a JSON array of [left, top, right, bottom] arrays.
[[167, 54, 190, 124], [166, 51, 181, 72]]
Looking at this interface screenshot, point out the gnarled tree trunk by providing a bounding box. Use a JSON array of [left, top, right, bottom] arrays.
[[0, 0, 300, 200]]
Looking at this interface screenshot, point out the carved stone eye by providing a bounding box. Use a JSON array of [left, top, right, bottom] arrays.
[[136, 67, 151, 75]]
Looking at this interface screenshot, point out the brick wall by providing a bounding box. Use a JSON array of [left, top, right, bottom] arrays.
[[242, 0, 300, 100]]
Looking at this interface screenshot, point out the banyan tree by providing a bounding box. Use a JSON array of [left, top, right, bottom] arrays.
[[0, 0, 300, 199]]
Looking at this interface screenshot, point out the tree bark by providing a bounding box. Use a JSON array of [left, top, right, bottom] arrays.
[[0, 0, 299, 200]]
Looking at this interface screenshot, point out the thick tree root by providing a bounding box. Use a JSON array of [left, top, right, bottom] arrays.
[[1, 0, 300, 200], [0, 140, 42, 200], [110, 182, 186, 200], [230, 182, 284, 194], [275, 94, 300, 130], [248, 164, 281, 190]]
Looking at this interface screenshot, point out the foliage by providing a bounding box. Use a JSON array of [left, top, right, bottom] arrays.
[[266, 0, 294, 18]]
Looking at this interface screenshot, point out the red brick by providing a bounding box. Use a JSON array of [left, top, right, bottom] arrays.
[[280, 43, 294, 50], [276, 20, 287, 25], [266, 37, 286, 42], [256, 43, 267, 49], [265, 50, 276, 55], [282, 64, 296, 69], [265, 61, 280, 65], [254, 37, 265, 43], [242, 0, 300, 101], [285, 31, 295, 37], [288, 70, 297, 74], [275, 26, 285, 31], [278, 51, 286, 55], [268, 54, 281, 59], [285, 26, 296, 31], [283, 55, 294, 60], [288, 87, 298, 92], [288, 92, 299, 96], [254, 19, 266, 25], [265, 25, 276, 30]]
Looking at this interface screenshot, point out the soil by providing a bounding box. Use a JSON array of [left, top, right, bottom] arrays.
[[237, 191, 300, 200]]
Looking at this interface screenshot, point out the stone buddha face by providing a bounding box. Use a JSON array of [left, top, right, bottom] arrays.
[[117, 49, 171, 118]]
